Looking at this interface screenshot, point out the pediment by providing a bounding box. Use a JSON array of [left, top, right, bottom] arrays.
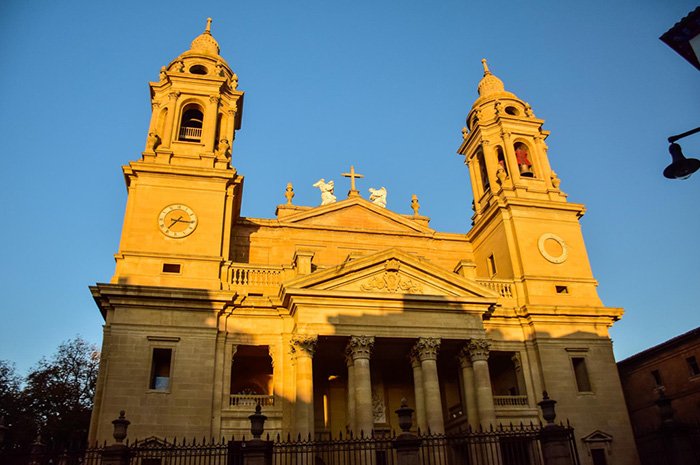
[[282, 249, 499, 300], [279, 198, 432, 234]]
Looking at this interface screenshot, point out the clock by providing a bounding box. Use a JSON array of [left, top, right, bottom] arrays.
[[158, 204, 198, 238]]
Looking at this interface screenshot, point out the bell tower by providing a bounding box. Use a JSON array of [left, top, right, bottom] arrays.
[[458, 60, 616, 316], [113, 19, 244, 289]]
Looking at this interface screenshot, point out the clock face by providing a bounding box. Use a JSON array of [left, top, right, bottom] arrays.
[[158, 204, 198, 238]]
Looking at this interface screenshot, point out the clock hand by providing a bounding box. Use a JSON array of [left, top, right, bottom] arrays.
[[169, 215, 184, 228]]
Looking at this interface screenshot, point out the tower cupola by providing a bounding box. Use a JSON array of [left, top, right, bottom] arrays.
[[458, 60, 566, 224], [143, 18, 243, 170]]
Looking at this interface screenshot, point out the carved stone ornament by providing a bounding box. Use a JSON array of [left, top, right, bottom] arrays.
[[290, 335, 318, 357], [360, 268, 423, 294], [346, 336, 375, 360], [467, 339, 490, 362], [457, 346, 473, 368], [215, 138, 231, 159], [231, 73, 239, 90], [372, 388, 387, 423], [413, 337, 441, 362], [411, 194, 420, 216], [284, 183, 295, 205], [461, 127, 469, 140], [146, 132, 161, 152], [168, 91, 180, 101], [550, 171, 561, 189]]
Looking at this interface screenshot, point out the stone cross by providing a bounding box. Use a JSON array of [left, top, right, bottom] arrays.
[[342, 165, 364, 198]]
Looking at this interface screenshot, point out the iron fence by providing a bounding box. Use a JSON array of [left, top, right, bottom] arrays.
[[0, 423, 579, 465]]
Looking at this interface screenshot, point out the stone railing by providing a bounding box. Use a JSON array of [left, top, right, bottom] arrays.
[[227, 263, 294, 294], [475, 279, 514, 298], [229, 394, 275, 408], [493, 395, 528, 407], [179, 126, 202, 140]]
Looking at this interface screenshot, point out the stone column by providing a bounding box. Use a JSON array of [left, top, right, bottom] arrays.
[[468, 339, 496, 427], [203, 95, 220, 153], [458, 346, 479, 428], [291, 335, 317, 438], [408, 351, 427, 432], [161, 91, 179, 149], [344, 351, 356, 434], [413, 338, 444, 434], [346, 336, 374, 436]]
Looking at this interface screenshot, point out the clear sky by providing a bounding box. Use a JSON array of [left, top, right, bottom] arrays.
[[1, 0, 698, 375]]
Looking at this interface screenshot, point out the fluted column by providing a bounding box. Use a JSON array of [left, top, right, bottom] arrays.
[[468, 339, 496, 427], [458, 346, 479, 428], [344, 351, 356, 434], [413, 338, 444, 434], [291, 335, 318, 437], [346, 336, 374, 436], [409, 351, 427, 432], [161, 91, 179, 149], [203, 95, 220, 153]]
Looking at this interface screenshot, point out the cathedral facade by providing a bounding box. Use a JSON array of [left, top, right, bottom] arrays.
[[89, 21, 638, 464]]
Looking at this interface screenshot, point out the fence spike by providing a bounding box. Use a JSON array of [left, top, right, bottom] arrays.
[[338, 431, 343, 440]]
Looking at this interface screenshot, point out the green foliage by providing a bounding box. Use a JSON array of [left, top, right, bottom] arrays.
[[0, 337, 99, 447]]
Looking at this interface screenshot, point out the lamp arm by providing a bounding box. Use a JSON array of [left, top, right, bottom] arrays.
[[668, 126, 700, 143]]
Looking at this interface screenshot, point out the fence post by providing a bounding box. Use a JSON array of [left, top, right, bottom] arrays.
[[538, 392, 576, 465], [392, 399, 422, 465], [242, 405, 272, 465], [101, 411, 131, 465]]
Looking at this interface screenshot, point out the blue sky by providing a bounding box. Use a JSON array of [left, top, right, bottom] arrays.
[[0, 0, 698, 374]]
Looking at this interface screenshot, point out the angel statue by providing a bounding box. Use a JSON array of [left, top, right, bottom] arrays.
[[312, 178, 337, 205], [368, 187, 387, 208]]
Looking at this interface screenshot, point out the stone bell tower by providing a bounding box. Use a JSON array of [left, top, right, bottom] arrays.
[[458, 59, 619, 322], [112, 18, 244, 289]]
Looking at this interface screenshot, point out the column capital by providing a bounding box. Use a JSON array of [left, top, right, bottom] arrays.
[[408, 352, 421, 369], [468, 338, 491, 362], [413, 337, 441, 362], [346, 336, 374, 361], [290, 334, 318, 358], [458, 346, 473, 368]]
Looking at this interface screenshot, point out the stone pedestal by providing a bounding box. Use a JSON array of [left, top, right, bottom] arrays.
[[101, 445, 130, 465], [241, 439, 273, 465]]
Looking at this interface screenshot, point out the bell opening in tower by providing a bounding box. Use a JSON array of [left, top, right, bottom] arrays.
[[178, 105, 204, 142]]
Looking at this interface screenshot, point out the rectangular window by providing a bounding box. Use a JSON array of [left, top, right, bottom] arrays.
[[162, 263, 181, 273], [651, 369, 663, 386], [591, 448, 608, 465], [555, 285, 569, 294], [487, 254, 497, 277], [687, 356, 700, 376], [150, 348, 172, 391], [571, 357, 592, 392]]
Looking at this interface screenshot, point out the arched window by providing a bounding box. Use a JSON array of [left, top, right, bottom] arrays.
[[514, 142, 535, 177], [476, 149, 490, 193], [178, 104, 204, 142], [496, 146, 508, 176]]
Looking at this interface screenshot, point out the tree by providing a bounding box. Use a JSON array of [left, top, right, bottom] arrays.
[[22, 337, 99, 445], [0, 360, 34, 447]]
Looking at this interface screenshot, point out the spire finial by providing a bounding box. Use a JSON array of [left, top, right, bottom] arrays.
[[205, 18, 213, 34], [481, 58, 490, 75]]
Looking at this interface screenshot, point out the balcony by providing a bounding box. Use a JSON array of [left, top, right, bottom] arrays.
[[178, 126, 202, 141], [226, 263, 295, 294], [475, 279, 514, 298], [229, 394, 275, 408], [493, 395, 528, 407]]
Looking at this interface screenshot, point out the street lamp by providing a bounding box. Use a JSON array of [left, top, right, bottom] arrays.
[[663, 127, 700, 180]]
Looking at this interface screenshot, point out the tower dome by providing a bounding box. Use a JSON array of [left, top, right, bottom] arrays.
[[477, 59, 507, 98], [190, 18, 220, 55]]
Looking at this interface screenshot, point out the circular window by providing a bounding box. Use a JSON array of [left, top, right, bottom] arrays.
[[505, 106, 520, 116], [538, 233, 568, 264], [189, 65, 208, 75]]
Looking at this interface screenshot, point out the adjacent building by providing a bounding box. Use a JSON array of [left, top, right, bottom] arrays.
[[88, 20, 639, 465]]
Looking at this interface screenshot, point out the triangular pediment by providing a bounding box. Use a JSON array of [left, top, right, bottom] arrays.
[[280, 197, 432, 234], [282, 248, 499, 300]]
